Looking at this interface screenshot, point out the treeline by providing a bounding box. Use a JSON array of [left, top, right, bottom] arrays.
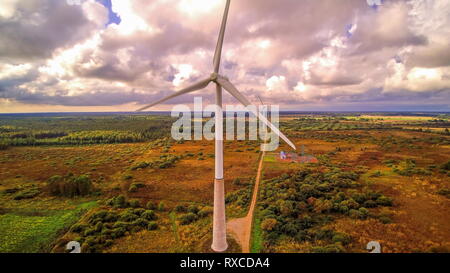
[[0, 115, 175, 147], [283, 119, 401, 132]]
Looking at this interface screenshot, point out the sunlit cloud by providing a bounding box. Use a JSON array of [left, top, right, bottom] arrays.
[[0, 0, 449, 112]]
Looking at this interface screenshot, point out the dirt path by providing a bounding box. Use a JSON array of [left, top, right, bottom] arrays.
[[227, 151, 265, 253]]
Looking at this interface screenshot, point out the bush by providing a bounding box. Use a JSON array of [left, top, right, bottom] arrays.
[[128, 199, 141, 208], [147, 221, 158, 230], [179, 213, 198, 225], [311, 243, 345, 253], [331, 233, 352, 245], [107, 195, 127, 208], [233, 178, 242, 186], [379, 215, 392, 224], [13, 186, 40, 200], [441, 161, 450, 171], [131, 208, 145, 216], [0, 141, 9, 150], [437, 188, 450, 198], [376, 196, 393, 206], [158, 201, 166, 212], [128, 184, 138, 193], [198, 206, 213, 218], [131, 162, 149, 170], [175, 205, 187, 213], [146, 201, 157, 210], [113, 221, 130, 230], [47, 174, 93, 197], [118, 211, 139, 222], [261, 218, 278, 231], [187, 205, 199, 214], [70, 224, 87, 233], [141, 210, 157, 221], [131, 218, 149, 228], [111, 227, 126, 238]]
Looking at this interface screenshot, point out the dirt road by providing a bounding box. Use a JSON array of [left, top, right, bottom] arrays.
[[227, 151, 265, 253]]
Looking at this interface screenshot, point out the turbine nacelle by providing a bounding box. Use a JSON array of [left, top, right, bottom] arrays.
[[210, 72, 219, 81], [211, 73, 229, 83]]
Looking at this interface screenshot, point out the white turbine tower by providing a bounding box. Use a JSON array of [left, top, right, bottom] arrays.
[[137, 0, 296, 252]]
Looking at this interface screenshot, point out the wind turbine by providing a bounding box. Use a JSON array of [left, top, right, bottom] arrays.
[[137, 0, 296, 252]]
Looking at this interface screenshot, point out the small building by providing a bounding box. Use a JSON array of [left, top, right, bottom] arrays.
[[280, 151, 287, 160]]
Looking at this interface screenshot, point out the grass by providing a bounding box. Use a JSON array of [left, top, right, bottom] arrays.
[[0, 201, 96, 253], [250, 209, 263, 253], [263, 155, 276, 162], [169, 211, 180, 244]]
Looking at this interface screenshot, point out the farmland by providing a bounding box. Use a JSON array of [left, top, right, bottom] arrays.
[[0, 112, 449, 253]]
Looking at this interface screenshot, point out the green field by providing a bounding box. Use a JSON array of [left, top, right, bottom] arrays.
[[0, 201, 96, 253]]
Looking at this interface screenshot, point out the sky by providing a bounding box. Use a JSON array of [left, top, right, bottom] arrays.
[[0, 0, 449, 113]]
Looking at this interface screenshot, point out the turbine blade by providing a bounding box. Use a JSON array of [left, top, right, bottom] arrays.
[[136, 78, 211, 112], [217, 77, 297, 150], [213, 0, 231, 73]]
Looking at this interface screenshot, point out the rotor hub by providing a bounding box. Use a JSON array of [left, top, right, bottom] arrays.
[[210, 73, 218, 81]]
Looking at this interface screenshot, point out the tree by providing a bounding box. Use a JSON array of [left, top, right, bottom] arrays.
[[261, 218, 278, 231]]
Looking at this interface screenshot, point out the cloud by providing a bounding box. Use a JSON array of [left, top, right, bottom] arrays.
[[0, 0, 106, 61], [0, 0, 449, 112]]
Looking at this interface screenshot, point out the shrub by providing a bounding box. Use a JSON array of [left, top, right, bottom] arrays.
[[315, 229, 335, 241], [3, 187, 20, 194], [83, 228, 96, 237], [233, 178, 242, 186], [70, 224, 87, 233], [94, 222, 103, 232], [175, 205, 187, 213], [363, 200, 377, 208], [311, 243, 345, 253], [349, 209, 363, 219], [47, 174, 93, 197], [187, 205, 199, 214], [146, 201, 157, 210], [107, 195, 127, 208], [198, 206, 213, 218], [281, 222, 298, 236], [131, 162, 149, 170], [131, 208, 145, 216], [0, 141, 9, 150], [13, 186, 40, 200], [128, 199, 141, 208], [358, 207, 369, 219], [111, 227, 126, 238], [147, 221, 158, 230], [88, 210, 109, 224], [376, 196, 393, 206], [118, 211, 138, 222], [379, 216, 392, 224], [261, 218, 278, 231], [332, 233, 352, 245], [179, 213, 198, 225], [441, 161, 450, 171], [158, 201, 165, 212], [113, 221, 130, 230], [141, 210, 157, 221], [131, 218, 149, 228], [123, 174, 133, 180], [437, 188, 450, 198], [128, 184, 138, 193]]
